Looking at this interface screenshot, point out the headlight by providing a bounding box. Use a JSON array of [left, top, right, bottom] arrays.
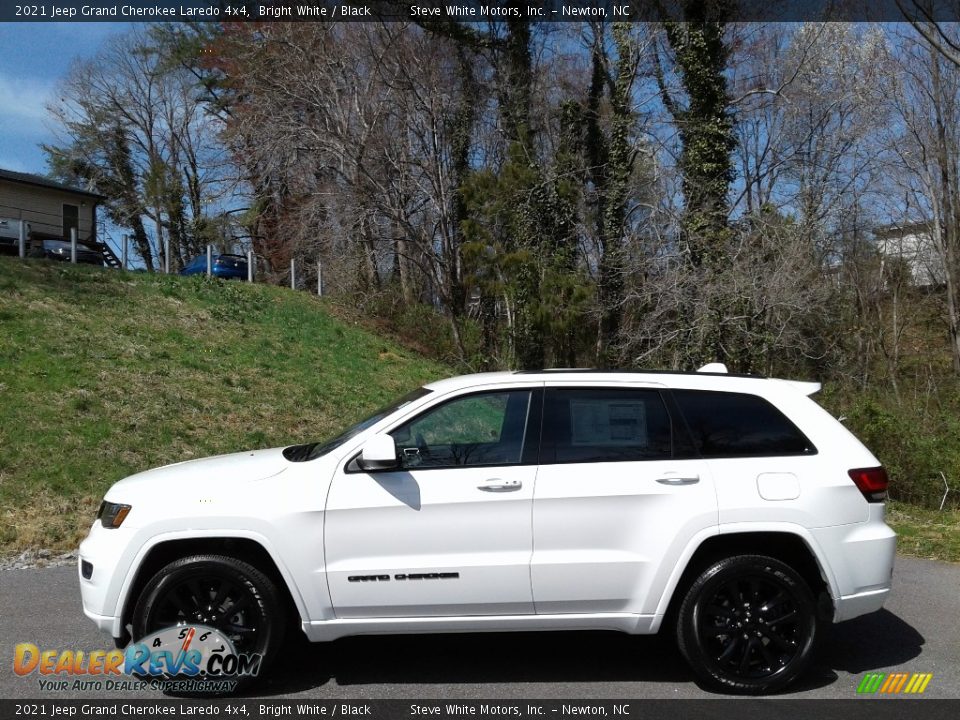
[[97, 501, 132, 528]]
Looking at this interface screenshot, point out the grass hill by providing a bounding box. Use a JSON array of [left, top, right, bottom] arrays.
[[1, 256, 958, 562], [0, 257, 447, 555]]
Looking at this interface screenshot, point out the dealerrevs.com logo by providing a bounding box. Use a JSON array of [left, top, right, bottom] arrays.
[[13, 624, 261, 693], [857, 672, 934, 695]]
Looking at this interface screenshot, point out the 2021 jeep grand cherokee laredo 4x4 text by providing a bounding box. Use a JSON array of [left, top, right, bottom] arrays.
[[79, 367, 896, 694]]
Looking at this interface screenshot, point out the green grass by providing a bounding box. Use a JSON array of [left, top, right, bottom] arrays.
[[887, 502, 960, 563], [0, 257, 447, 554], [2, 257, 959, 563]]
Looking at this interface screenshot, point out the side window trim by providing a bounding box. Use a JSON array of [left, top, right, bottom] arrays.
[[660, 389, 702, 460], [522, 387, 544, 466]]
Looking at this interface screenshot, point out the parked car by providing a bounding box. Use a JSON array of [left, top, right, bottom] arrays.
[[180, 253, 249, 280], [0, 217, 31, 254], [78, 366, 895, 694], [31, 238, 104, 266]]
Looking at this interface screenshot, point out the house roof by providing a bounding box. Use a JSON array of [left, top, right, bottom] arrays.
[[873, 220, 932, 238], [0, 168, 105, 200]]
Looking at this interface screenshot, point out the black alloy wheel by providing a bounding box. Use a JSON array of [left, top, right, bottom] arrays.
[[131, 554, 285, 684], [677, 555, 819, 694]]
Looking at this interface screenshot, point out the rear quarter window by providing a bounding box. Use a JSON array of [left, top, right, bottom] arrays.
[[672, 389, 816, 458]]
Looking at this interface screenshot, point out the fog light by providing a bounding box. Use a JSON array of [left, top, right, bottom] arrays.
[[81, 560, 93, 579]]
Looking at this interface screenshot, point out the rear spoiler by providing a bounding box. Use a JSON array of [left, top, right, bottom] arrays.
[[780, 380, 821, 396]]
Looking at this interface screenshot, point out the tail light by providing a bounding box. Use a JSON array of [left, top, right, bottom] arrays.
[[848, 467, 889, 503]]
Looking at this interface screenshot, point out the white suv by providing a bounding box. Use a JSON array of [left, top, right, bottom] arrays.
[[78, 367, 896, 694]]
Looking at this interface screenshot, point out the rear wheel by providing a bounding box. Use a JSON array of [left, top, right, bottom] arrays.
[[676, 554, 819, 694], [131, 554, 285, 688]]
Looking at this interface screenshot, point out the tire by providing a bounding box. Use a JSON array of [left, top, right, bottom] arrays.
[[676, 554, 819, 695], [131, 554, 286, 688]]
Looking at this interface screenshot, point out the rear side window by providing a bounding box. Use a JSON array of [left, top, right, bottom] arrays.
[[541, 388, 673, 463], [672, 390, 816, 458]]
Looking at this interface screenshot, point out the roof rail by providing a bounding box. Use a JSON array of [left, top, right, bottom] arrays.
[[513, 367, 764, 379]]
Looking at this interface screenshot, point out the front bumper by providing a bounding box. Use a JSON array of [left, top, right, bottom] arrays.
[[78, 521, 137, 639]]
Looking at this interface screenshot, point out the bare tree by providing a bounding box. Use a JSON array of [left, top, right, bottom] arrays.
[[45, 28, 231, 270], [886, 24, 960, 374]]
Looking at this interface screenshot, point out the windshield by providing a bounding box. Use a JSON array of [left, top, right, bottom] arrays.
[[283, 386, 432, 462]]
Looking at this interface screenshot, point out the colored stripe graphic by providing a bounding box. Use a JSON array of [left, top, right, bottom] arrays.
[[857, 672, 932, 694], [879, 674, 898, 693], [857, 673, 886, 693], [915, 673, 933, 694]]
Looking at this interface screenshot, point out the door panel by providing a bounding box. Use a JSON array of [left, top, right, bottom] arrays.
[[531, 386, 717, 615], [325, 465, 536, 617], [324, 388, 540, 618]]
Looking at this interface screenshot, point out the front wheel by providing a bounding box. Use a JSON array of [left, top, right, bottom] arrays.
[[676, 555, 819, 694], [131, 554, 286, 688]]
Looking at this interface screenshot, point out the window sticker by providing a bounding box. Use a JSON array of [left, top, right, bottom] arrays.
[[570, 400, 648, 447]]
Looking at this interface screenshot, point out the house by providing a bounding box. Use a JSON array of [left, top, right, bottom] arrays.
[[873, 221, 944, 287], [0, 168, 112, 260]]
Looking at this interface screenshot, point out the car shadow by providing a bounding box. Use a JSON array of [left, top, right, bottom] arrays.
[[246, 630, 690, 697], [242, 609, 925, 698], [821, 608, 925, 672], [778, 609, 925, 694]]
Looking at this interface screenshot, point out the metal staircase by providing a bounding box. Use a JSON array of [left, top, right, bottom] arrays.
[[94, 223, 123, 269]]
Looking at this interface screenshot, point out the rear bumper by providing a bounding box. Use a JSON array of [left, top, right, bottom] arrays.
[[834, 586, 891, 622], [811, 504, 896, 623]]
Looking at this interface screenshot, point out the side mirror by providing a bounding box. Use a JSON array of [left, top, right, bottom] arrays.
[[358, 433, 399, 471]]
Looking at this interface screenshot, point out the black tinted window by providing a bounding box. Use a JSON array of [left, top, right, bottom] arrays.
[[672, 390, 815, 457], [542, 388, 673, 463]]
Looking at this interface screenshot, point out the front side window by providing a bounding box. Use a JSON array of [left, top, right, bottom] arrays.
[[391, 390, 532, 469], [672, 390, 816, 458], [541, 388, 673, 463]]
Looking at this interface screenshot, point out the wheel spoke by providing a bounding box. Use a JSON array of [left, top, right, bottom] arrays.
[[759, 640, 781, 671], [224, 594, 250, 616], [211, 580, 230, 609], [169, 586, 196, 615], [706, 604, 735, 619], [766, 610, 798, 627], [716, 636, 741, 663], [187, 579, 204, 606], [723, 579, 744, 605], [703, 625, 735, 637], [765, 626, 798, 652], [227, 624, 257, 636], [762, 591, 787, 612], [739, 637, 758, 674]]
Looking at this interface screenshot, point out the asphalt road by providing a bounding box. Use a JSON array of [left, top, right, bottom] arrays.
[[1, 555, 957, 700]]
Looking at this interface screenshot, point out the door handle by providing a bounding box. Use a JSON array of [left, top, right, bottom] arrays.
[[656, 475, 700, 486], [478, 478, 522, 492]]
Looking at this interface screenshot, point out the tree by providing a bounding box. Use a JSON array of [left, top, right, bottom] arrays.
[[887, 24, 960, 374], [45, 28, 231, 270], [652, 3, 738, 367]]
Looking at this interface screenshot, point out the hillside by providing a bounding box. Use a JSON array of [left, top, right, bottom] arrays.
[[0, 257, 447, 555]]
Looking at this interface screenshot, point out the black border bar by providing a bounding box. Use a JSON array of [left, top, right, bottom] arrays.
[[4, 1, 960, 23], [3, 699, 960, 720]]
